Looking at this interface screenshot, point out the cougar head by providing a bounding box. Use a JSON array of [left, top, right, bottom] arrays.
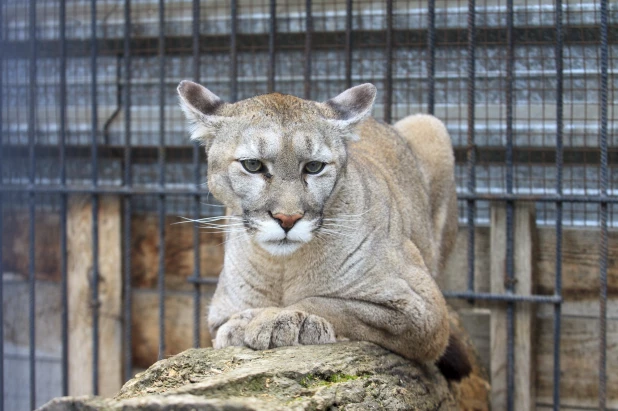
[[177, 81, 376, 256]]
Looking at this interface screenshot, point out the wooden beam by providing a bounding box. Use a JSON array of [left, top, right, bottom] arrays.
[[1, 210, 60, 281], [513, 203, 536, 411], [130, 214, 224, 291], [67, 195, 122, 396], [131, 290, 213, 369], [535, 316, 618, 409], [490, 203, 508, 411], [489, 203, 537, 411]]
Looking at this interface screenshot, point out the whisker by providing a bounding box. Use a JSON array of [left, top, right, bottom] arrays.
[[199, 226, 245, 231], [198, 221, 245, 225], [201, 202, 227, 208], [199, 221, 244, 225], [200, 228, 246, 234], [172, 215, 244, 225], [198, 225, 245, 231], [193, 218, 244, 224]]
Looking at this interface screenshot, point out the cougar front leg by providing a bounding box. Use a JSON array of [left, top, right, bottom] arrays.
[[289, 274, 450, 363]]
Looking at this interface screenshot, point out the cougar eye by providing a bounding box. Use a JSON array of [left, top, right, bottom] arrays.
[[304, 161, 325, 174], [241, 159, 265, 173]]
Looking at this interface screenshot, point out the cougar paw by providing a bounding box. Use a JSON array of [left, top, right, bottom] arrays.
[[299, 314, 338, 345], [214, 309, 259, 349], [244, 308, 336, 350]]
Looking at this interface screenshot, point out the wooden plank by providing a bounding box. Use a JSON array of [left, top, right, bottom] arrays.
[[443, 226, 618, 302], [513, 203, 536, 411], [535, 316, 618, 409], [1, 209, 60, 281], [490, 203, 508, 411], [489, 203, 537, 410], [131, 290, 213, 369], [536, 227, 618, 298], [1, 211, 226, 291], [67, 195, 122, 396], [131, 214, 224, 291]]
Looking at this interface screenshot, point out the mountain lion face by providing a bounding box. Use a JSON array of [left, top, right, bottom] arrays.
[[214, 118, 346, 256], [177, 81, 376, 256]]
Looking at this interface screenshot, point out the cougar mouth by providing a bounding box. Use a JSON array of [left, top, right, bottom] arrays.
[[259, 238, 305, 256], [264, 238, 301, 245], [252, 216, 317, 256]]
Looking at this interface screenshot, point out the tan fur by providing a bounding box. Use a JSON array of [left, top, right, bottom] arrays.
[[394, 114, 459, 273], [177, 82, 459, 364]]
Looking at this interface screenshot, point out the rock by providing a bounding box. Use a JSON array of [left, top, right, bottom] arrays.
[[40, 341, 469, 410]]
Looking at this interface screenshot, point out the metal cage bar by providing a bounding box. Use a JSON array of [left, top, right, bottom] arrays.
[[1, 185, 617, 204], [157, 0, 167, 362], [89, 0, 101, 395], [191, 0, 202, 349], [504, 0, 516, 409], [59, 0, 69, 398], [466, 0, 476, 300], [384, 0, 393, 124], [0, 1, 4, 405], [304, 0, 312, 100], [28, 0, 37, 406], [345, 0, 353, 90], [553, 0, 564, 408], [230, 0, 238, 103], [0, 0, 5, 408], [427, 0, 435, 115], [599, 0, 609, 408], [122, 0, 133, 383], [267, 0, 277, 93]]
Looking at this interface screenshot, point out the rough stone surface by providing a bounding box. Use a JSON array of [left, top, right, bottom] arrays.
[[39, 342, 461, 411]]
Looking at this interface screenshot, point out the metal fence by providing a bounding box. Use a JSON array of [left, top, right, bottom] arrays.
[[0, 0, 615, 410]]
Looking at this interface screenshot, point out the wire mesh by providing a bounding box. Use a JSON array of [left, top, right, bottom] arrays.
[[0, 0, 616, 409]]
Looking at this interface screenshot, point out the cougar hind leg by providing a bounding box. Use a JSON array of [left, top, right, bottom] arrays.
[[394, 114, 458, 274]]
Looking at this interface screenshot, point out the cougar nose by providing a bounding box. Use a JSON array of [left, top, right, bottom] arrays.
[[271, 213, 303, 232]]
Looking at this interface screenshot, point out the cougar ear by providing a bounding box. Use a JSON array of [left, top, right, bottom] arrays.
[[177, 80, 228, 143], [323, 83, 376, 138]]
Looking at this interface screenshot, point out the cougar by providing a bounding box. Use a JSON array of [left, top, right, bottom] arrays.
[[177, 81, 471, 380]]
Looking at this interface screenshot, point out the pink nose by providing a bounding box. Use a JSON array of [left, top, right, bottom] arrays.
[[272, 213, 303, 231]]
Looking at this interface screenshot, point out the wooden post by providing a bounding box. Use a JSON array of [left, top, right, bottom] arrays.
[[490, 202, 536, 411], [68, 195, 122, 396], [513, 203, 536, 410], [490, 203, 508, 410]]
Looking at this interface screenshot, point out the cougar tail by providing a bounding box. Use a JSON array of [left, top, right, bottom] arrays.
[[436, 333, 472, 381]]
